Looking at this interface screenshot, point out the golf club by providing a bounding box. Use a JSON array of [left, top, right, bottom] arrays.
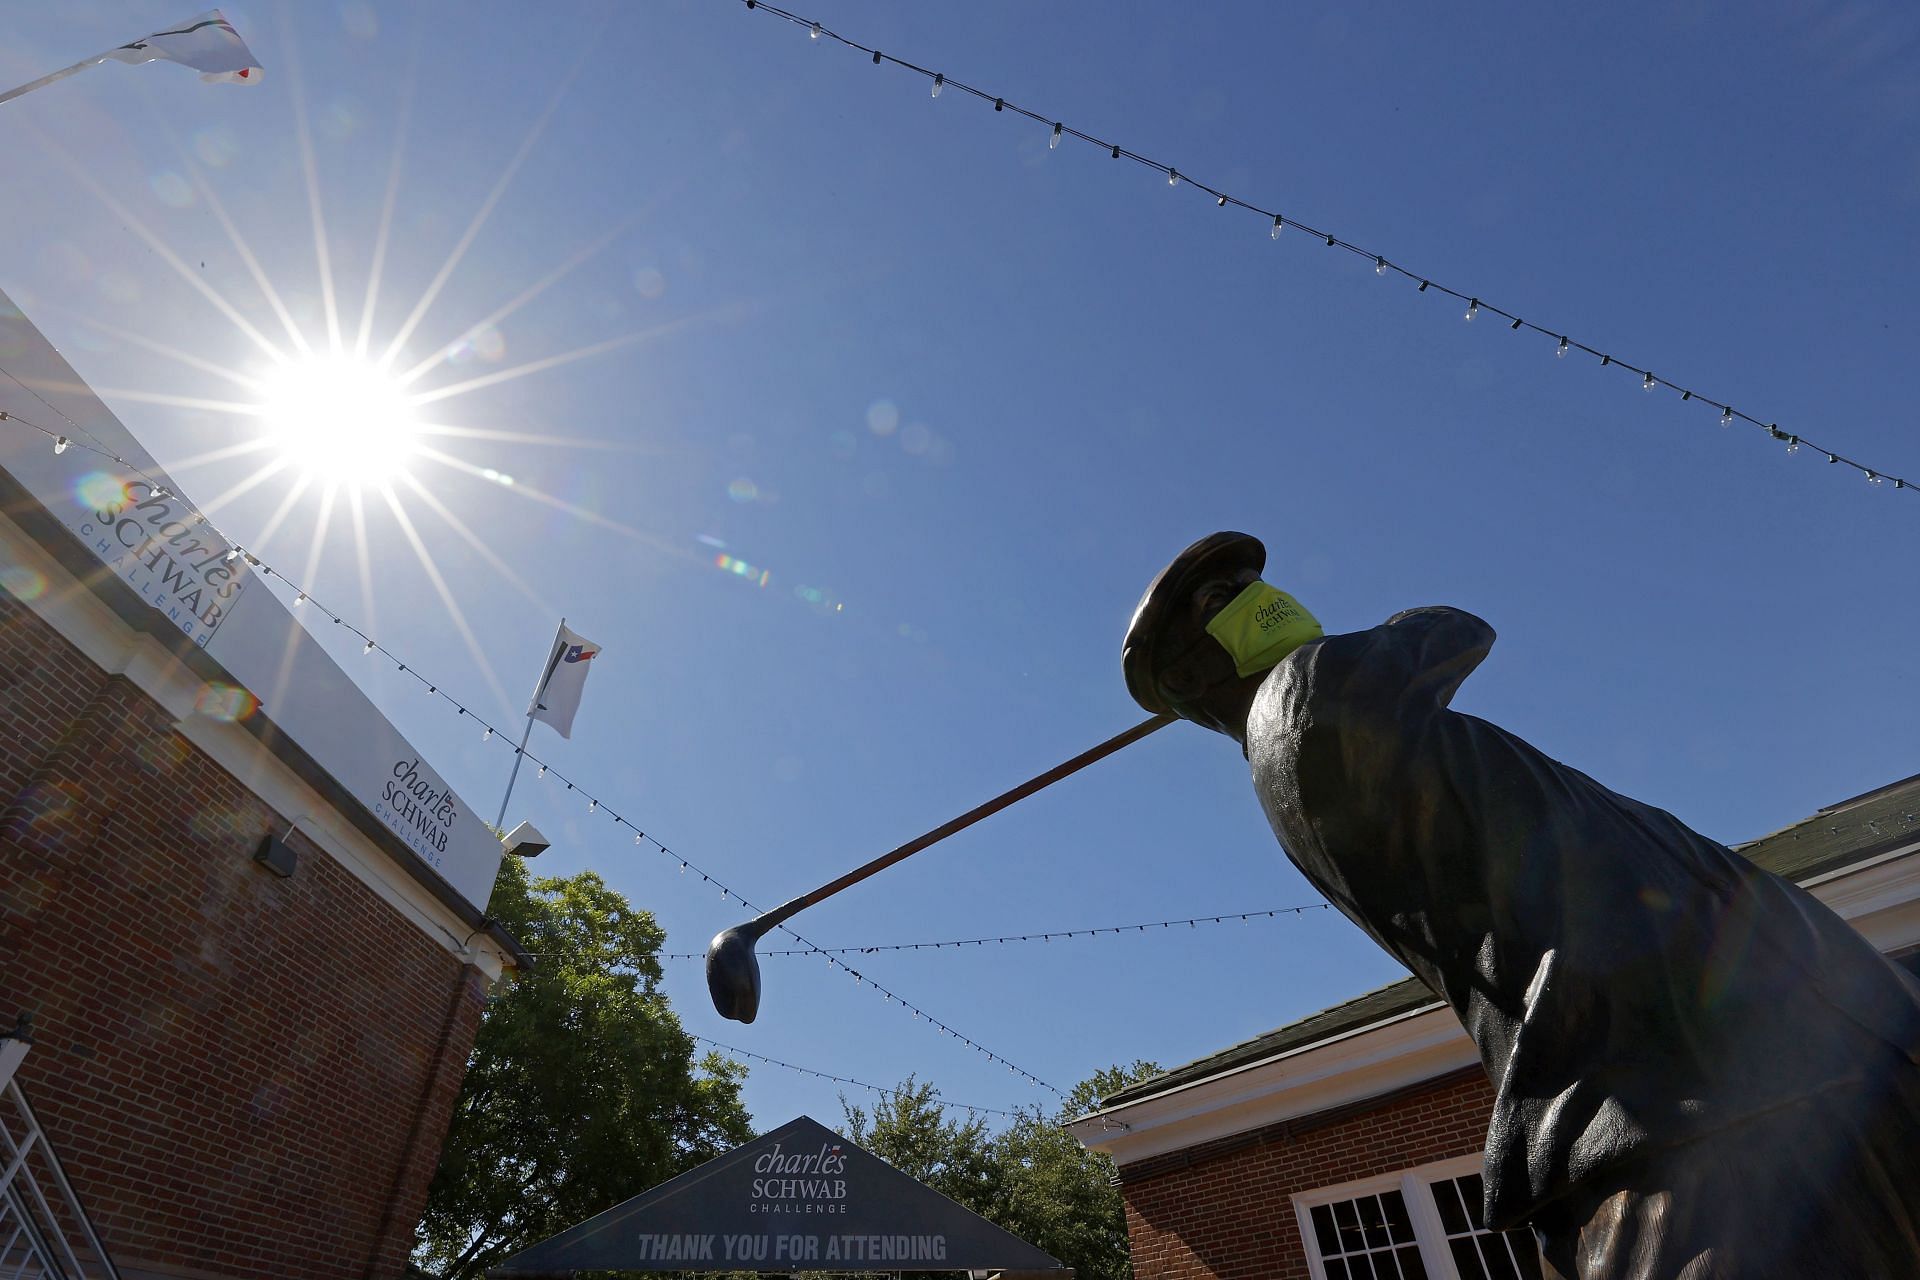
[[707, 712, 1176, 1022]]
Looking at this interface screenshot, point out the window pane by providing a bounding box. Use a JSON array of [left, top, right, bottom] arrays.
[[1510, 1231, 1544, 1280], [1450, 1236, 1489, 1280], [1334, 1198, 1366, 1252], [1395, 1243, 1430, 1280], [1457, 1173, 1487, 1228], [1346, 1253, 1379, 1280], [1381, 1188, 1414, 1242], [1313, 1204, 1340, 1257], [1477, 1232, 1519, 1280], [1324, 1258, 1350, 1280], [1434, 1178, 1473, 1236], [1359, 1195, 1391, 1249]]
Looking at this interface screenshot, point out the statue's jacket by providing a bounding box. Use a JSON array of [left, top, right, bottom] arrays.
[[1245, 606, 1920, 1229]]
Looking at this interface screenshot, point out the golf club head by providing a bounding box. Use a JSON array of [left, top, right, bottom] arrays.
[[706, 921, 766, 1023]]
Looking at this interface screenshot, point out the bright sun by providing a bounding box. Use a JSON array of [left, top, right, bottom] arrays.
[[256, 354, 419, 484]]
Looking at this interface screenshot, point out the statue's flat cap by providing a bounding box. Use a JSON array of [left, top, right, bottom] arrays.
[[1123, 531, 1266, 713]]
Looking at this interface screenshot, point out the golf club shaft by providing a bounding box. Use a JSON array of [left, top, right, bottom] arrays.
[[753, 712, 1176, 934]]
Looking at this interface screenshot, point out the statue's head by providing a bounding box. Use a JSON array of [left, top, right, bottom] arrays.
[[1123, 532, 1322, 742]]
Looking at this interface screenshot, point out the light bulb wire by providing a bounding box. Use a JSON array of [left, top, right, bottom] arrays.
[[731, 0, 1912, 496]]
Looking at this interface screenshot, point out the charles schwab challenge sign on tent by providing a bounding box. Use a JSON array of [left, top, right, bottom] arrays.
[[489, 1115, 1069, 1275], [0, 288, 504, 911]]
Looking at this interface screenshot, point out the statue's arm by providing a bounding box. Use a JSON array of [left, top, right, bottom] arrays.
[[1379, 606, 1496, 711]]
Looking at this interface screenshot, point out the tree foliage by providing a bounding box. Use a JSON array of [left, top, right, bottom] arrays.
[[415, 857, 753, 1280], [842, 1062, 1161, 1280]]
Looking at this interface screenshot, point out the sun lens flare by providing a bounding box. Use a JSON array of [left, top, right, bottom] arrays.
[[256, 354, 418, 484]]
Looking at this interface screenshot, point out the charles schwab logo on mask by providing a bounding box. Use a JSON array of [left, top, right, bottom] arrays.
[[750, 1140, 849, 1215]]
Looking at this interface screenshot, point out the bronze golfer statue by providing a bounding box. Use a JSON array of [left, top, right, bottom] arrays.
[[1124, 532, 1920, 1280]]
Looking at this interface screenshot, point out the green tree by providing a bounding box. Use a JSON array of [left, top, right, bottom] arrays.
[[415, 857, 753, 1280], [839, 1062, 1161, 1280]]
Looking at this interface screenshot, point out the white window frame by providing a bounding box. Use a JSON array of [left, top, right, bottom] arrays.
[[1291, 1152, 1537, 1280]]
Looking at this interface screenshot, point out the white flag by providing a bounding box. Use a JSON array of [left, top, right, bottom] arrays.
[[528, 623, 602, 740], [104, 11, 263, 84]]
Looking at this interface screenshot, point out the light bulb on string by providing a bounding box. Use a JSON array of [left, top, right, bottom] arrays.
[[1375, 256, 1387, 275], [536, 765, 545, 779], [293, 592, 305, 607], [1167, 168, 1179, 187], [53, 436, 68, 454], [483, 727, 492, 742], [225, 547, 241, 562], [1721, 407, 1734, 426], [588, 798, 597, 813], [362, 639, 374, 655], [930, 73, 942, 98], [1643, 373, 1656, 392], [1049, 122, 1061, 149], [809, 21, 820, 39], [1464, 299, 1479, 322], [1271, 215, 1283, 239], [1867, 471, 1883, 485], [1557, 338, 1569, 358]]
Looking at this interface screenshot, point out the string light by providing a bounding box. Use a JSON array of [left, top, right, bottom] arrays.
[[483, 726, 493, 742], [691, 1035, 1022, 1119], [1375, 256, 1387, 275], [53, 436, 68, 454], [657, 904, 1332, 958], [1722, 406, 1734, 426], [1643, 373, 1657, 392], [1049, 122, 1061, 149], [362, 639, 374, 655], [808, 20, 820, 39], [721, 0, 1912, 502], [293, 592, 306, 606]]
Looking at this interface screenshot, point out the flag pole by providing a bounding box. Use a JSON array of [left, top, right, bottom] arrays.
[[494, 620, 569, 831], [0, 53, 115, 107]]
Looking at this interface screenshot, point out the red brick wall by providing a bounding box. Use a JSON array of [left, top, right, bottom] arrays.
[[0, 586, 490, 1280], [1119, 1068, 1495, 1280]]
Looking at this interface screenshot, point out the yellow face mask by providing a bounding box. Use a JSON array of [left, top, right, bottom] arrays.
[[1203, 581, 1323, 678]]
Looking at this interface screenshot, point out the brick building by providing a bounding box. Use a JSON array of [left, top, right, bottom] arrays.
[[0, 292, 523, 1279], [1068, 776, 1920, 1280]]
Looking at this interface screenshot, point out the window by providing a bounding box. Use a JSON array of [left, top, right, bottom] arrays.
[[1294, 1156, 1543, 1280], [1305, 1186, 1428, 1280]]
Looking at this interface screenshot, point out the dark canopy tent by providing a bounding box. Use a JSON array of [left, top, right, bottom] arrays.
[[488, 1115, 1071, 1277]]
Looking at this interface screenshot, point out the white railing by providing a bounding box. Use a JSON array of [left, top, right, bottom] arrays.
[[0, 1023, 119, 1280]]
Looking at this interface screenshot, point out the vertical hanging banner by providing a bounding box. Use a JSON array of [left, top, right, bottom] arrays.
[[0, 287, 504, 911]]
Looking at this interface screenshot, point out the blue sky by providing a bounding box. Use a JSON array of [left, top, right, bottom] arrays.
[[2, 0, 1916, 1133]]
